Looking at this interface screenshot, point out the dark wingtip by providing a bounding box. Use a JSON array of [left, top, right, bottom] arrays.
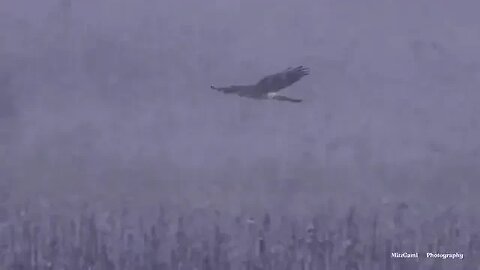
[[293, 65, 310, 76], [302, 66, 310, 75]]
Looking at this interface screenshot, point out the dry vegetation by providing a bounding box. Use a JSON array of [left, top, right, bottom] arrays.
[[0, 198, 480, 269]]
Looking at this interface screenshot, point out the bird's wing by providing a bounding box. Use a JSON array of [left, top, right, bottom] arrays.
[[255, 66, 310, 93], [210, 85, 258, 97]]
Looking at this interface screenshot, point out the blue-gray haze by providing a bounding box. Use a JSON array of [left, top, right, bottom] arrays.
[[1, 0, 479, 214]]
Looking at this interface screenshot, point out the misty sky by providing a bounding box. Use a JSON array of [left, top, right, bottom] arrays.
[[1, 0, 480, 208]]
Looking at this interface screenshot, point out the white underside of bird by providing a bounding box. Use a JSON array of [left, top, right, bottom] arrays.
[[266, 92, 279, 99]]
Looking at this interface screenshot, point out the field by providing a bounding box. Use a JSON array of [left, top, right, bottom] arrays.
[[1, 192, 479, 269]]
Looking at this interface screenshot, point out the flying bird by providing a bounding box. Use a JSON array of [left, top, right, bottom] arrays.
[[211, 66, 309, 103]]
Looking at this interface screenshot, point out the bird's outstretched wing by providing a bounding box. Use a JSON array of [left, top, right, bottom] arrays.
[[210, 85, 258, 97], [255, 66, 310, 93], [211, 85, 245, 94]]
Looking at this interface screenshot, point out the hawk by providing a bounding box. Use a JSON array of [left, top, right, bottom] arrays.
[[211, 66, 309, 103]]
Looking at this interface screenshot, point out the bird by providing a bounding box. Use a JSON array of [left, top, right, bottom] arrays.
[[210, 66, 309, 103]]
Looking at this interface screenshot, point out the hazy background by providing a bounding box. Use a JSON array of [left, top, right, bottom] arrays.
[[1, 0, 480, 216]]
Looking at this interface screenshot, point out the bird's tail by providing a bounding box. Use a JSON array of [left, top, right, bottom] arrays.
[[272, 95, 302, 103]]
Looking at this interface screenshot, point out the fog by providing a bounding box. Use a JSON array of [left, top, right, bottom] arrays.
[[1, 0, 480, 214]]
